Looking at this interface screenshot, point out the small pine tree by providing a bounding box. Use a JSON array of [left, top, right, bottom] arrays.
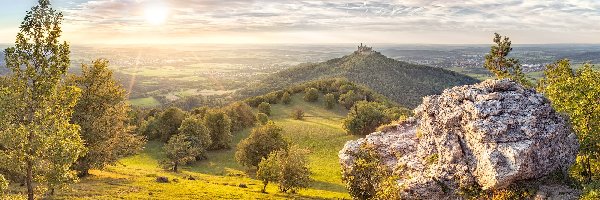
[[281, 92, 292, 104], [258, 102, 272, 116], [484, 33, 531, 86], [304, 88, 319, 102], [162, 134, 200, 172], [324, 93, 336, 109]]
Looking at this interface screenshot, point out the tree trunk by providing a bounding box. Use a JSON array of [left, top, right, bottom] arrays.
[[262, 182, 268, 193], [173, 162, 178, 173], [586, 156, 592, 182], [27, 160, 33, 200]]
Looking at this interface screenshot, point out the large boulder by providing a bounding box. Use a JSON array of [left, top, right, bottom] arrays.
[[339, 79, 579, 199]]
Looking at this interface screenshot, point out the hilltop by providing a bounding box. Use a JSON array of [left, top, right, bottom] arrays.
[[237, 45, 479, 108]]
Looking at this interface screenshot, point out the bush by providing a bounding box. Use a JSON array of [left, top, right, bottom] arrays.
[[161, 134, 200, 172], [204, 110, 232, 150], [235, 122, 288, 168], [291, 109, 304, 120], [0, 174, 8, 196], [257, 113, 269, 125], [257, 146, 311, 193], [178, 116, 211, 159], [258, 102, 271, 116], [303, 88, 319, 102], [342, 143, 392, 200], [281, 92, 292, 104], [339, 90, 364, 109], [343, 101, 390, 135], [324, 93, 336, 109]]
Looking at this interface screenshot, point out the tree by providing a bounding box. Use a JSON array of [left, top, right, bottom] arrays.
[[538, 59, 600, 182], [257, 154, 279, 193], [342, 143, 392, 200], [343, 101, 390, 135], [70, 59, 144, 177], [275, 146, 311, 193], [204, 110, 233, 150], [258, 102, 271, 116], [304, 87, 319, 102], [257, 113, 269, 125], [0, 1, 86, 198], [156, 107, 186, 142], [339, 90, 364, 109], [236, 122, 288, 168], [281, 91, 292, 104], [484, 33, 530, 86], [324, 93, 336, 109], [223, 102, 256, 132], [178, 116, 211, 159], [291, 108, 305, 120], [161, 134, 200, 172]]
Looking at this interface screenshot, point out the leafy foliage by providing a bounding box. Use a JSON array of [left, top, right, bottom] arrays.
[[222, 102, 256, 132], [291, 108, 305, 120], [484, 33, 531, 86], [178, 116, 211, 159], [0, 1, 86, 198], [161, 134, 200, 172], [341, 143, 392, 200], [324, 93, 336, 109], [303, 87, 319, 102], [235, 122, 288, 168], [70, 59, 144, 176], [281, 91, 292, 104], [256, 154, 279, 193], [0, 174, 7, 196], [258, 102, 272, 116], [204, 109, 233, 150], [538, 59, 600, 182], [257, 113, 269, 125], [343, 101, 405, 135], [258, 146, 311, 193], [339, 90, 365, 109]]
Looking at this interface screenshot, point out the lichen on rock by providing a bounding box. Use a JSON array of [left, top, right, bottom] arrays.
[[339, 79, 579, 199]]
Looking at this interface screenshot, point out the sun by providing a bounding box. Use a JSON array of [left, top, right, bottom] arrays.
[[144, 5, 168, 25]]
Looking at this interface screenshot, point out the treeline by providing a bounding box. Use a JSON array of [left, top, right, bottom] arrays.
[[236, 49, 478, 108]]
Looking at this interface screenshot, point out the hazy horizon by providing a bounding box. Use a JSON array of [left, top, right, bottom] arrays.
[[2, 0, 600, 44]]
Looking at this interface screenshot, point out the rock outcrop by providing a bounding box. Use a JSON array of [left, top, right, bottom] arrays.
[[339, 79, 579, 199]]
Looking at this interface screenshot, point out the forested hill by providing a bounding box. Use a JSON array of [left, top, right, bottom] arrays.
[[237, 50, 479, 108]]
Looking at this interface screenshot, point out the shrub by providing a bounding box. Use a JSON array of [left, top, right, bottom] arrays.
[[258, 102, 271, 116], [324, 93, 336, 109], [235, 122, 288, 168], [291, 109, 304, 120], [281, 92, 292, 104], [161, 134, 200, 172], [339, 90, 364, 109], [257, 113, 269, 125], [204, 110, 232, 150], [178, 116, 211, 159], [303, 88, 319, 102], [343, 101, 390, 135], [0, 174, 8, 196], [257, 146, 311, 193], [342, 143, 391, 199]]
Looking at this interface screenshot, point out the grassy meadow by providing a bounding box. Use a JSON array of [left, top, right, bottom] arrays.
[[6, 94, 357, 199]]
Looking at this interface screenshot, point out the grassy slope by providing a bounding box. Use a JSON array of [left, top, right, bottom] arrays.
[[9, 94, 356, 199]]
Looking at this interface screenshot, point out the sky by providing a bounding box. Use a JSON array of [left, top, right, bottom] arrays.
[[0, 0, 600, 44]]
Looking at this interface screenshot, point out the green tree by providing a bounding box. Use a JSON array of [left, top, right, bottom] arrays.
[[257, 113, 269, 125], [161, 134, 200, 172], [258, 102, 271, 116], [339, 90, 364, 109], [257, 154, 279, 193], [484, 33, 530, 86], [0, 1, 86, 198], [303, 87, 319, 102], [156, 107, 186, 142], [538, 59, 600, 182], [204, 110, 233, 150], [276, 146, 311, 193], [223, 102, 256, 132], [343, 101, 390, 135], [236, 122, 288, 168], [70, 59, 144, 177], [324, 93, 336, 109], [342, 143, 392, 200], [281, 91, 292, 104], [178, 116, 211, 159]]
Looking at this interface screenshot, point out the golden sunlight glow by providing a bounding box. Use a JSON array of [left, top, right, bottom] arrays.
[[144, 5, 168, 25]]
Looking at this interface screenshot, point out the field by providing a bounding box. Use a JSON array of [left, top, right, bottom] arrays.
[[6, 94, 357, 199]]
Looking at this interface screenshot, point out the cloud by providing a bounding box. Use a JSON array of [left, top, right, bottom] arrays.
[[55, 0, 600, 43]]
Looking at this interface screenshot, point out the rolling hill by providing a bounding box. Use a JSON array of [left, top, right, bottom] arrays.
[[237, 47, 479, 108]]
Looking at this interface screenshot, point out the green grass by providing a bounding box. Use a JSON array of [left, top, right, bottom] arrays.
[[7, 93, 356, 199], [129, 97, 161, 108]]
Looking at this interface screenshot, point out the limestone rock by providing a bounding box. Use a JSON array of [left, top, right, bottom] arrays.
[[339, 79, 579, 199]]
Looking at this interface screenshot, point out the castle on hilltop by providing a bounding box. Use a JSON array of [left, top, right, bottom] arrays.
[[356, 43, 374, 55]]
